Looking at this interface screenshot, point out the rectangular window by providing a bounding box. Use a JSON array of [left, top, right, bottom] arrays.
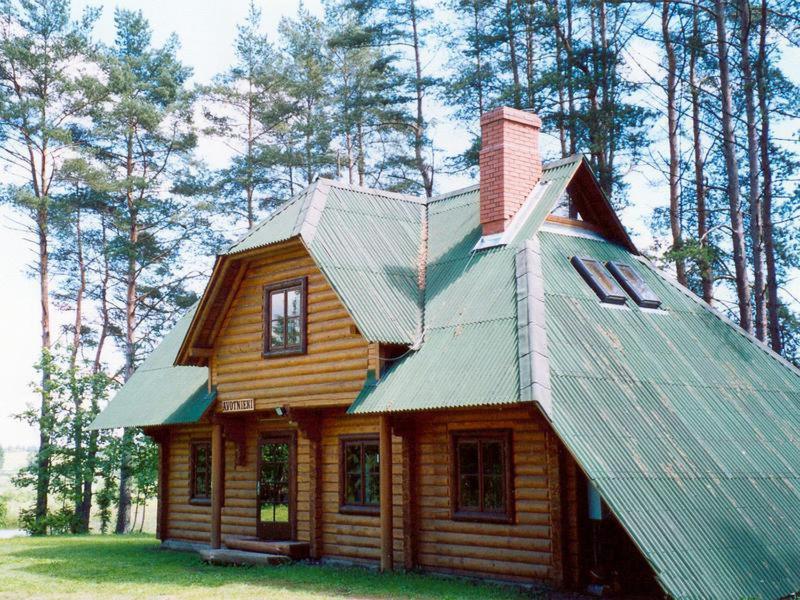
[[263, 277, 307, 357], [340, 437, 380, 515], [190, 441, 212, 503], [571, 256, 627, 305], [451, 431, 513, 523], [606, 262, 662, 309]]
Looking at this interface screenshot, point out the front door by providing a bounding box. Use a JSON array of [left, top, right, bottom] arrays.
[[257, 433, 295, 540]]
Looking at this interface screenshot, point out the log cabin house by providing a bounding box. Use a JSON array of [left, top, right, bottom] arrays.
[[92, 107, 800, 599]]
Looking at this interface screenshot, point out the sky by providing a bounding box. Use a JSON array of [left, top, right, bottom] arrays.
[[0, 0, 797, 447]]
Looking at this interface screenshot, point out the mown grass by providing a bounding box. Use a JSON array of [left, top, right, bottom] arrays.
[[0, 534, 534, 599]]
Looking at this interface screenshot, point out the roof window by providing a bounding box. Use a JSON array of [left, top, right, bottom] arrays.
[[606, 262, 662, 309], [571, 256, 627, 305]]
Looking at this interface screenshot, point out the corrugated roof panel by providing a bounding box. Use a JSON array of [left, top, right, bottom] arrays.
[[349, 318, 519, 414], [89, 305, 214, 429], [307, 185, 423, 343], [541, 229, 800, 599], [226, 187, 310, 255]]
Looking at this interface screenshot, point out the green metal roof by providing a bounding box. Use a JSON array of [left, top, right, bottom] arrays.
[[539, 226, 800, 599], [89, 305, 215, 430], [227, 180, 423, 344]]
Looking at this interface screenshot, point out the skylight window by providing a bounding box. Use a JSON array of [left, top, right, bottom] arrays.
[[571, 256, 627, 305], [606, 262, 662, 309]]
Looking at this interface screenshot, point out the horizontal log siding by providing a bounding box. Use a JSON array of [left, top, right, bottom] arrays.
[[414, 407, 556, 584], [319, 412, 405, 566], [212, 240, 370, 412], [166, 424, 212, 544]]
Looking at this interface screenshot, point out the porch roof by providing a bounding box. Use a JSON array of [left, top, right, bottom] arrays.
[[89, 305, 215, 430]]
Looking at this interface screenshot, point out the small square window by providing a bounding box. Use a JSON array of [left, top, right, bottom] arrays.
[[263, 277, 307, 357], [606, 262, 662, 309], [571, 256, 627, 305]]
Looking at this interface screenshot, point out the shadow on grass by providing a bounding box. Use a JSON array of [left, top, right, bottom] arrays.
[[4, 535, 531, 600]]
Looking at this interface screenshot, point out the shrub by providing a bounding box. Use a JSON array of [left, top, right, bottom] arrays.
[[0, 495, 7, 528]]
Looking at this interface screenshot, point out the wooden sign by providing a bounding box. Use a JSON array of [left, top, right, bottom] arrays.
[[221, 398, 255, 413]]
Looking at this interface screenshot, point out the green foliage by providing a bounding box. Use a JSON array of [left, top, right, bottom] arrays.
[[12, 347, 115, 534], [0, 446, 5, 471], [0, 495, 7, 528]]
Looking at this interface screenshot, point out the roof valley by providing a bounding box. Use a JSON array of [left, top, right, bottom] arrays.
[[412, 199, 429, 349]]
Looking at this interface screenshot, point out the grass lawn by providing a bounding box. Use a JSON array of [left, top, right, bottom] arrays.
[[0, 534, 534, 600]]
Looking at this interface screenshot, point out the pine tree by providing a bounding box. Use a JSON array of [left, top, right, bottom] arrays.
[[201, 1, 292, 229], [76, 9, 204, 533], [0, 0, 100, 534]]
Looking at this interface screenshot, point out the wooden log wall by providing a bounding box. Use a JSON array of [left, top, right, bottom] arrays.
[[319, 411, 405, 567], [165, 424, 212, 544], [413, 406, 559, 584], [211, 239, 370, 412]]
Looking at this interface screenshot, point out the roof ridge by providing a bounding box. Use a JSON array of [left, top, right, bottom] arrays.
[[542, 153, 584, 170], [429, 183, 480, 203], [316, 177, 426, 204]]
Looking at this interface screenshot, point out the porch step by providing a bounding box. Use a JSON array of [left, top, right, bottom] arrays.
[[223, 536, 310, 560], [199, 547, 290, 567]]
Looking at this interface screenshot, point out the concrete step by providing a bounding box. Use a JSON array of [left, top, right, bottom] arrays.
[[224, 536, 310, 560], [199, 547, 291, 567]]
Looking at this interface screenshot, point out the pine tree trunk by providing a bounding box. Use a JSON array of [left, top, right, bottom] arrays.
[[713, 0, 752, 332], [71, 204, 88, 532], [34, 200, 52, 535], [737, 0, 765, 340], [409, 0, 433, 197], [116, 136, 137, 535], [505, 0, 522, 109], [690, 4, 714, 304], [662, 1, 686, 286], [756, 0, 783, 354], [81, 217, 112, 530], [756, 0, 781, 352]]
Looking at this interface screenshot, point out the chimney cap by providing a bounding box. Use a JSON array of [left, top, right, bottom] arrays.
[[480, 106, 541, 128]]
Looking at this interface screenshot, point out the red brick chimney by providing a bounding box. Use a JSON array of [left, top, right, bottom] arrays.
[[479, 107, 542, 236]]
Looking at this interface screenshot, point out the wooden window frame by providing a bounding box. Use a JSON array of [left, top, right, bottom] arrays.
[[263, 276, 308, 358], [189, 440, 212, 506], [450, 430, 514, 524], [339, 435, 380, 516]]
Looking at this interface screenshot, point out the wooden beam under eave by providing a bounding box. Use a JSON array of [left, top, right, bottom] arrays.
[[379, 413, 394, 572], [210, 421, 224, 549]]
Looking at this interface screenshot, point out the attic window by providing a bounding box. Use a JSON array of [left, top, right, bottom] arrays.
[[571, 256, 627, 305], [607, 262, 662, 309], [263, 277, 308, 357]]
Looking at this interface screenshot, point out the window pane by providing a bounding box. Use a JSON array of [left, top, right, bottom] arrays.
[[286, 288, 301, 317], [270, 290, 285, 320], [571, 256, 627, 305], [607, 262, 662, 309], [271, 318, 284, 347], [193, 445, 210, 498], [484, 474, 505, 511], [364, 445, 380, 505], [458, 441, 479, 475], [345, 473, 362, 504], [345, 445, 361, 473], [460, 475, 480, 509], [286, 317, 301, 347], [482, 441, 504, 476]]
